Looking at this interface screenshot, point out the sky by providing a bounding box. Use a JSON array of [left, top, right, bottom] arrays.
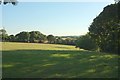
[[0, 0, 115, 36]]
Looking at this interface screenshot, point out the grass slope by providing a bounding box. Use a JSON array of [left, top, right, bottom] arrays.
[[1, 42, 119, 78]]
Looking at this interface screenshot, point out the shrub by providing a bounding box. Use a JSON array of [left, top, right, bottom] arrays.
[[76, 34, 97, 50]]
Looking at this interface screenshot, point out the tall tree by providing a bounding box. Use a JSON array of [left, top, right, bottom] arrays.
[[89, 2, 120, 53]]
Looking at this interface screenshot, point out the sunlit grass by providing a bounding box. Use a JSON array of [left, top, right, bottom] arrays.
[[1, 42, 119, 78], [1, 42, 79, 51], [51, 54, 71, 58], [3, 64, 13, 68]]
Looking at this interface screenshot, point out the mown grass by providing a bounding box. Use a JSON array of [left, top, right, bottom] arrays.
[[1, 42, 119, 78]]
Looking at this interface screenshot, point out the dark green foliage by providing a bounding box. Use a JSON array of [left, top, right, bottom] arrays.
[[15, 31, 30, 42], [29, 31, 40, 43], [6, 31, 47, 43], [8, 35, 15, 42], [89, 3, 120, 54], [0, 29, 77, 45], [29, 31, 46, 43], [47, 35, 55, 43], [76, 34, 97, 50]]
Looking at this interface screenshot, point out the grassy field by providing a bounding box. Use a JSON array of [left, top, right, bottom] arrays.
[[1, 42, 119, 78]]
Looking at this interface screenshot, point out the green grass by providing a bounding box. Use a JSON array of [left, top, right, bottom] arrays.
[[1, 42, 119, 78]]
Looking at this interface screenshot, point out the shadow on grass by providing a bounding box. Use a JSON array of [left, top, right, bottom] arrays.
[[2, 50, 119, 78]]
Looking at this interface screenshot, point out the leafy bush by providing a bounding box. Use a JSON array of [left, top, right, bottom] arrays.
[[76, 34, 97, 50]]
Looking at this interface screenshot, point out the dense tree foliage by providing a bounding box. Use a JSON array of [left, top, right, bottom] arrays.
[[0, 29, 77, 46], [47, 35, 55, 43], [29, 31, 46, 43], [8, 35, 15, 42], [15, 32, 30, 42], [75, 34, 97, 50], [89, 2, 120, 54]]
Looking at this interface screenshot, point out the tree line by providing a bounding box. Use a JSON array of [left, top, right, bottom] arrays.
[[0, 29, 77, 45]]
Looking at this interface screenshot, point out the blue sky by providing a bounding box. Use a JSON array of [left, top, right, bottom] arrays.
[[1, 1, 114, 36]]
